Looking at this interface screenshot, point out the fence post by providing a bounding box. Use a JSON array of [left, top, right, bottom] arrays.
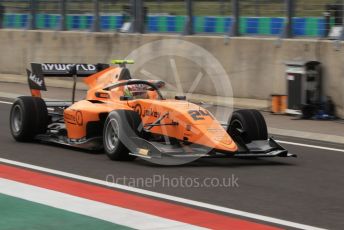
[[323, 9, 331, 38], [157, 0, 162, 13], [341, 0, 344, 40], [29, 0, 36, 30], [220, 0, 225, 16], [255, 0, 260, 17], [184, 0, 194, 35], [283, 0, 294, 38], [130, 0, 136, 32], [230, 0, 239, 36], [92, 0, 100, 32], [135, 0, 144, 33], [59, 0, 67, 31]]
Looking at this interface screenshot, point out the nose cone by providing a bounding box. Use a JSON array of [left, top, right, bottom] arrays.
[[163, 101, 238, 152], [196, 124, 238, 153], [135, 100, 238, 153]]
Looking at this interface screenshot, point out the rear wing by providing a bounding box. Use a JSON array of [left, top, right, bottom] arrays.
[[26, 63, 109, 100]]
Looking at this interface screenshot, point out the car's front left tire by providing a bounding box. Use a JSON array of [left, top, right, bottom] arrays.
[[103, 110, 142, 161]]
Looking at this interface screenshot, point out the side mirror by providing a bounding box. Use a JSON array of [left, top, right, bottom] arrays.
[[120, 95, 133, 101], [175, 96, 186, 100], [154, 80, 165, 88]]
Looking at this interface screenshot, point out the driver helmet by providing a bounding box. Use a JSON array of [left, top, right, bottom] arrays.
[[124, 84, 148, 99]]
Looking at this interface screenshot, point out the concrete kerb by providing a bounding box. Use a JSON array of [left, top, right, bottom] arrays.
[[269, 128, 344, 145]]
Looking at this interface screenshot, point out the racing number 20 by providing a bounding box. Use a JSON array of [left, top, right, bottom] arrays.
[[188, 110, 213, 121]]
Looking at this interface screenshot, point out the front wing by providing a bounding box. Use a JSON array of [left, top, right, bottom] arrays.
[[127, 136, 296, 160]]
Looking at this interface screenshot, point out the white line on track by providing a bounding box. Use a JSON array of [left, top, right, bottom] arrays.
[[0, 157, 326, 230], [277, 140, 344, 153], [0, 100, 13, 105]]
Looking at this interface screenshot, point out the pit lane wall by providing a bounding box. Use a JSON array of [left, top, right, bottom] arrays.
[[0, 29, 343, 118]]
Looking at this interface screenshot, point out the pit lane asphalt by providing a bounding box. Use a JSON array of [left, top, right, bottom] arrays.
[[0, 102, 343, 230]]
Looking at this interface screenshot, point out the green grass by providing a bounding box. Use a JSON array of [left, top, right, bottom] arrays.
[[0, 194, 132, 230], [1, 0, 338, 17]]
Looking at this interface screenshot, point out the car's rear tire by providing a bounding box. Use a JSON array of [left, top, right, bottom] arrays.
[[10, 96, 48, 142], [227, 109, 268, 143], [103, 110, 142, 161]]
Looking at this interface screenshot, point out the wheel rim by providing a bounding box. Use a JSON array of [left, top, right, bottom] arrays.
[[11, 105, 23, 133], [105, 119, 120, 151], [230, 119, 243, 133]]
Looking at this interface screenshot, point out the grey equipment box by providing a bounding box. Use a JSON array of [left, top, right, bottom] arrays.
[[285, 61, 322, 115]]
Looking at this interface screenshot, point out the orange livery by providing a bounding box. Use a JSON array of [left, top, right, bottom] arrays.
[[9, 60, 295, 164]]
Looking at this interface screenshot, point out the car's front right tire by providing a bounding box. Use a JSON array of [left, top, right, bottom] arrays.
[[227, 109, 268, 143]]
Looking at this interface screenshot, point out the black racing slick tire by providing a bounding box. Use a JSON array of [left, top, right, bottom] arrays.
[[228, 109, 268, 143], [103, 110, 142, 161], [9, 96, 48, 142]]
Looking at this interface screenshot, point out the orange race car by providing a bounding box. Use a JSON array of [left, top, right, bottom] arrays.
[[9, 60, 295, 164]]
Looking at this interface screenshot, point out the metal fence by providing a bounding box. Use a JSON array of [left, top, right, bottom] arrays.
[[0, 0, 343, 39]]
